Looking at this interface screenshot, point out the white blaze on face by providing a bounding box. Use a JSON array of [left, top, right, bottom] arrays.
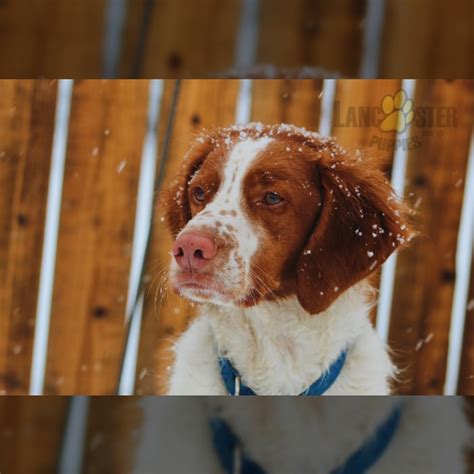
[[172, 138, 272, 302]]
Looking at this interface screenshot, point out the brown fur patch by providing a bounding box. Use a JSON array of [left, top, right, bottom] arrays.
[[163, 124, 413, 314]]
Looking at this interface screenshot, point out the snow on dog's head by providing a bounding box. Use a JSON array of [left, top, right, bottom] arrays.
[[164, 123, 412, 313]]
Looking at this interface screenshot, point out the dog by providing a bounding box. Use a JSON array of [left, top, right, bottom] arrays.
[[134, 397, 472, 473], [163, 123, 413, 395]]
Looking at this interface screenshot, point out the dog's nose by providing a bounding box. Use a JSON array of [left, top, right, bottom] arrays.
[[172, 232, 217, 271]]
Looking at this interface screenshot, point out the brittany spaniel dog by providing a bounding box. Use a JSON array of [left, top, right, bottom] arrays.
[[164, 123, 412, 395]]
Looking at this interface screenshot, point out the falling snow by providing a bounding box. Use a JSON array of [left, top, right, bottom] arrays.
[[415, 333, 434, 351], [12, 344, 22, 355], [116, 160, 127, 173]]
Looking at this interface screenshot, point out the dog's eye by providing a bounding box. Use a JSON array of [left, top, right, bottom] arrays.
[[192, 186, 206, 203], [263, 192, 283, 206]]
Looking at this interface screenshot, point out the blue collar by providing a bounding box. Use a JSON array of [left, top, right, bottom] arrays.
[[219, 350, 347, 396], [210, 405, 402, 474]]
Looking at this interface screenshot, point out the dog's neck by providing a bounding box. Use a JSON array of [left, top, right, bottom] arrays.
[[202, 282, 377, 395], [205, 398, 470, 474], [208, 397, 399, 473], [135, 399, 469, 473]]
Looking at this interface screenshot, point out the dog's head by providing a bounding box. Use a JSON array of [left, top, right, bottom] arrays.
[[163, 123, 412, 314]]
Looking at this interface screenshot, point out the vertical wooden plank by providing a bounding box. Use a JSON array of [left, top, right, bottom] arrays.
[[380, 0, 473, 78], [0, 80, 57, 394], [0, 0, 472, 79], [82, 397, 142, 474], [0, 397, 68, 473], [389, 80, 474, 394], [128, 80, 176, 394], [44, 80, 149, 395], [331, 79, 401, 155], [0, 0, 107, 77], [116, 0, 148, 77], [458, 252, 474, 394], [119, 0, 241, 78], [330, 79, 402, 324], [257, 0, 365, 77], [135, 80, 240, 394], [40, 0, 107, 77], [250, 80, 323, 130]]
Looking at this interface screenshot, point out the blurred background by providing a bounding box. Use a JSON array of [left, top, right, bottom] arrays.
[[0, 396, 472, 473], [0, 78, 473, 396], [0, 0, 471, 78]]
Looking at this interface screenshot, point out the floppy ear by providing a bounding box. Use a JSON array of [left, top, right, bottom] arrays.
[[296, 152, 413, 315], [162, 138, 213, 238]]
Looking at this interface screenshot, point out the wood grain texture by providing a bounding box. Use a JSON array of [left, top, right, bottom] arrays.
[[389, 80, 474, 394], [256, 0, 365, 76], [44, 80, 149, 395], [0, 80, 57, 394], [331, 80, 401, 155], [331, 79, 401, 324], [0, 0, 471, 79], [251, 80, 323, 130], [0, 0, 106, 77], [380, 0, 473, 78], [135, 80, 240, 394], [0, 397, 68, 473], [83, 397, 142, 474], [115, 0, 149, 78], [125, 0, 241, 78]]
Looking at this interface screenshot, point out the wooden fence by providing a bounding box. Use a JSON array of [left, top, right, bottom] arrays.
[[0, 0, 472, 78], [0, 79, 473, 396]]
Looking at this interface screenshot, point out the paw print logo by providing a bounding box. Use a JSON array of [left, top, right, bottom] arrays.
[[379, 89, 415, 133]]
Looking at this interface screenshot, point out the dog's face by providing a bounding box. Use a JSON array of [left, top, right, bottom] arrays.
[[164, 124, 411, 314]]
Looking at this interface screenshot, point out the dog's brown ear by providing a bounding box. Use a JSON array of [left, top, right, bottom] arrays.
[[296, 150, 413, 315], [162, 138, 213, 238]]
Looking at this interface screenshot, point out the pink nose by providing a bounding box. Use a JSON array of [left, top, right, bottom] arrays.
[[172, 232, 217, 271]]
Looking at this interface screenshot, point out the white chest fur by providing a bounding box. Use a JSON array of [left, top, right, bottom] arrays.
[[169, 283, 394, 395]]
